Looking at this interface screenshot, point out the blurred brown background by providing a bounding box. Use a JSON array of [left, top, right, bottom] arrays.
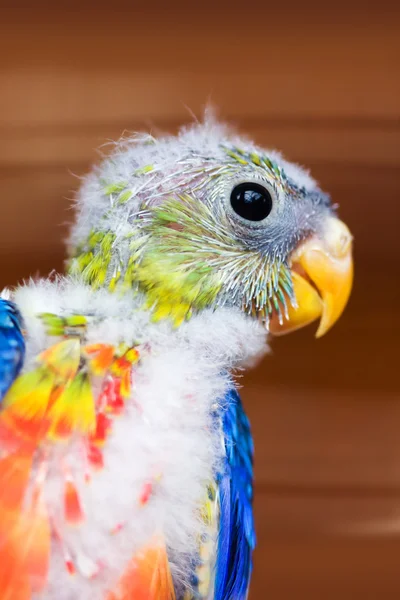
[[1, 1, 399, 598]]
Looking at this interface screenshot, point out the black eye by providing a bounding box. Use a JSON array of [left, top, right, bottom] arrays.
[[230, 182, 273, 222]]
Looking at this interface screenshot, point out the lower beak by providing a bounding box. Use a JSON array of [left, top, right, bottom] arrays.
[[269, 216, 353, 338]]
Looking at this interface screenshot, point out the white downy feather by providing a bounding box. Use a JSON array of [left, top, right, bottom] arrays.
[[14, 278, 267, 599]]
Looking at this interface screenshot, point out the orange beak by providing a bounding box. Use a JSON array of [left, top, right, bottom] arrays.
[[269, 216, 353, 338]]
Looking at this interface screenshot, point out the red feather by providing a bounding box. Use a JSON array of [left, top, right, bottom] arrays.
[[64, 475, 85, 526]]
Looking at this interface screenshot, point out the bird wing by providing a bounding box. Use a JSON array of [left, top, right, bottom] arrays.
[[0, 309, 175, 600], [187, 388, 255, 600], [214, 388, 256, 600], [0, 298, 25, 402]]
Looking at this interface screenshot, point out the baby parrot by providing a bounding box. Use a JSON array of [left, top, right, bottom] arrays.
[[0, 117, 353, 600]]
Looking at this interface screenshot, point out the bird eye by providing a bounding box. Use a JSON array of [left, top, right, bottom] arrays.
[[230, 182, 273, 222]]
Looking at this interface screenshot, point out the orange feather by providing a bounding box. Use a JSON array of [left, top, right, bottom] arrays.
[[0, 546, 30, 600], [119, 367, 132, 398], [64, 476, 85, 525], [83, 344, 115, 375], [22, 484, 51, 592], [0, 472, 50, 598], [0, 452, 32, 516], [106, 538, 176, 600]]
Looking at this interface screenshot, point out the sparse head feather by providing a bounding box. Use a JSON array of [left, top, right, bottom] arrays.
[[68, 119, 333, 327]]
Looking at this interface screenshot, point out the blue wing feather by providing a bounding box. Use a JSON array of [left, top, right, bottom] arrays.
[[0, 298, 25, 400], [215, 388, 255, 600]]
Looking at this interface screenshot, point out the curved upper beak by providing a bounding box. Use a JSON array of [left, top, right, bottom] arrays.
[[269, 216, 353, 338]]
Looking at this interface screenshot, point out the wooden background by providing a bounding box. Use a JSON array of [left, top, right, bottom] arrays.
[[1, 1, 399, 597]]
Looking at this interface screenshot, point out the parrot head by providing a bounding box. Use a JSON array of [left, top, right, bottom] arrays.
[[69, 120, 353, 336]]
